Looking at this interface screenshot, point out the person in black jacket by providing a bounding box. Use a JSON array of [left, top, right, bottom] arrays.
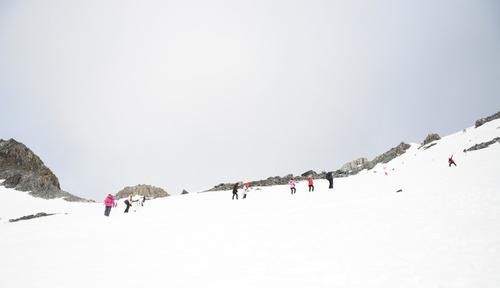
[[232, 183, 239, 200], [326, 171, 334, 189], [124, 195, 133, 213]]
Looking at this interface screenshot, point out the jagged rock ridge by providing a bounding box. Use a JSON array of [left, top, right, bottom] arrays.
[[475, 111, 500, 128], [207, 142, 411, 191], [0, 139, 87, 201]]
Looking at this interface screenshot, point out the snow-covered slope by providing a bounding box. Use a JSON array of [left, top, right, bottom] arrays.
[[1, 119, 499, 288]]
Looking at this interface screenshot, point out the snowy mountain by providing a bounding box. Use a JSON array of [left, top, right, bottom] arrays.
[[0, 116, 499, 288]]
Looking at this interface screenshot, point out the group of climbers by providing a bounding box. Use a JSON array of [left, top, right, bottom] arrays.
[[103, 194, 147, 216], [232, 173, 335, 199], [106, 155, 459, 212]]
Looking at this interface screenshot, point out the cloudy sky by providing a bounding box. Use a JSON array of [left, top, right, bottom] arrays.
[[1, 0, 499, 200]]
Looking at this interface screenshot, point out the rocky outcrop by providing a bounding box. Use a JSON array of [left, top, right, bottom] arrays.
[[422, 133, 441, 146], [340, 158, 370, 174], [337, 142, 411, 176], [206, 142, 412, 191], [367, 142, 411, 169], [475, 111, 500, 128], [463, 137, 500, 152], [115, 184, 169, 199], [0, 139, 87, 201], [9, 212, 56, 223], [181, 189, 189, 195]]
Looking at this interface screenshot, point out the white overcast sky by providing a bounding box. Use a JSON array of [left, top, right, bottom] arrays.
[[1, 0, 499, 200]]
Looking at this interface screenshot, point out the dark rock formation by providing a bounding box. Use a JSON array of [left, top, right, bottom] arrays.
[[181, 189, 189, 195], [475, 111, 500, 128], [337, 142, 411, 177], [463, 137, 500, 152], [423, 143, 437, 150], [367, 142, 411, 169], [115, 184, 169, 199], [9, 212, 56, 223], [0, 139, 87, 201], [422, 133, 441, 146]]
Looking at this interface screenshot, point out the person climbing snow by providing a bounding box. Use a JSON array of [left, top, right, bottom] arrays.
[[289, 179, 297, 195], [308, 175, 314, 192], [242, 182, 250, 199], [103, 194, 116, 217], [232, 183, 239, 200], [326, 171, 334, 189], [448, 155, 457, 167], [124, 195, 133, 213]]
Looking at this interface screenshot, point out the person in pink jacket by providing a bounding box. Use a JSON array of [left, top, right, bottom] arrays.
[[308, 175, 314, 192], [104, 194, 116, 217]]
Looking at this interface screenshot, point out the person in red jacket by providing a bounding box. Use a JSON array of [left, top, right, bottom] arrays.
[[103, 194, 116, 217], [448, 155, 457, 167], [308, 175, 314, 192]]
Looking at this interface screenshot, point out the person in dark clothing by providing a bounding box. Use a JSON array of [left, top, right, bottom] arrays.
[[141, 195, 146, 206], [232, 183, 239, 200], [124, 195, 133, 213], [326, 171, 334, 189], [448, 155, 457, 167]]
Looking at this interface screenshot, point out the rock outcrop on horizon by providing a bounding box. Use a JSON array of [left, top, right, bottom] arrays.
[[475, 111, 500, 128], [464, 137, 500, 153], [206, 142, 412, 192], [421, 133, 441, 146], [0, 139, 87, 202], [115, 184, 169, 199]]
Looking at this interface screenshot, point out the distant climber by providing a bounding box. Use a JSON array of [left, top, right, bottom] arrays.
[[243, 182, 250, 199], [308, 175, 314, 192], [103, 194, 116, 217], [326, 171, 334, 189], [289, 179, 297, 195], [124, 195, 133, 213], [448, 155, 457, 167], [232, 183, 239, 200]]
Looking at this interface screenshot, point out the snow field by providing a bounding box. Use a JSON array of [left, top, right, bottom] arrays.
[[0, 119, 499, 288]]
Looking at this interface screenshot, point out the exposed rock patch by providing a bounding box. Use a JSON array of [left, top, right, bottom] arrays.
[[421, 133, 441, 146], [115, 184, 169, 199], [463, 137, 500, 152], [340, 158, 370, 174], [423, 143, 437, 150], [181, 189, 189, 195], [9, 212, 56, 223], [475, 111, 500, 128], [367, 142, 411, 169]]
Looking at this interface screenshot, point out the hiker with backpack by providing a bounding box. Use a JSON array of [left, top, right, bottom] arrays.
[[232, 183, 239, 200], [326, 171, 334, 189], [103, 194, 116, 217]]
